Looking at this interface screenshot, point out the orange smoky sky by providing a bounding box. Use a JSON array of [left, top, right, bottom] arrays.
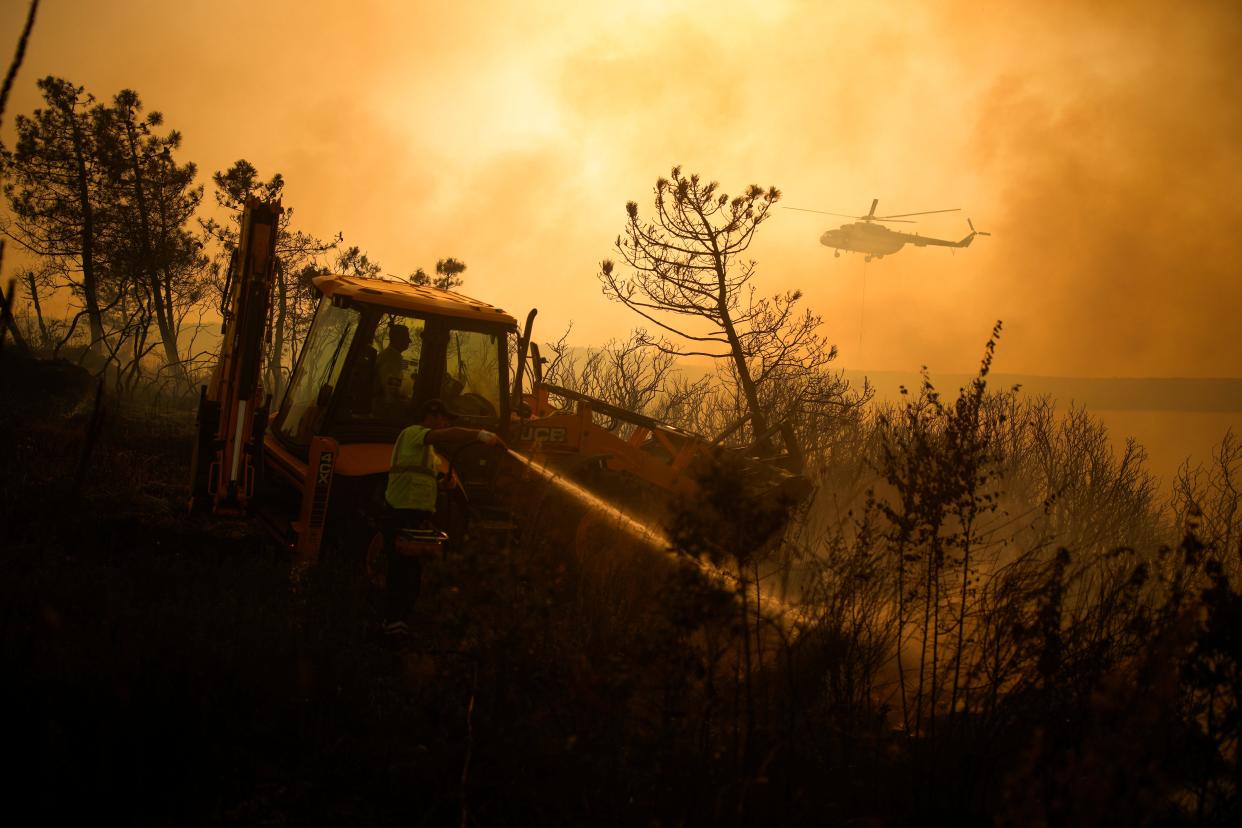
[[2, 0, 1240, 377]]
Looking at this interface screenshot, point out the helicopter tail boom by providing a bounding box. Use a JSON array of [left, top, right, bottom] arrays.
[[906, 218, 991, 248]]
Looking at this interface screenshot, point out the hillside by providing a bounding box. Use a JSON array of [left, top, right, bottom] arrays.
[[850, 371, 1242, 413]]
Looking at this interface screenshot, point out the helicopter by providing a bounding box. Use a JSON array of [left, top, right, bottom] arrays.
[[785, 199, 990, 262]]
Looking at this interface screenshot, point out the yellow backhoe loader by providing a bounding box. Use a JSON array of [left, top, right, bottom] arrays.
[[190, 198, 808, 569]]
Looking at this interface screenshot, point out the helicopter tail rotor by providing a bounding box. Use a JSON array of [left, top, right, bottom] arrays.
[[956, 218, 992, 247]]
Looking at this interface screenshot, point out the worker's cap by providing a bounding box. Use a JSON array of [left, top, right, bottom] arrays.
[[418, 398, 457, 421]]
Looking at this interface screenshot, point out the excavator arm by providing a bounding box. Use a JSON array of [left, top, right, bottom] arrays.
[[189, 197, 284, 516]]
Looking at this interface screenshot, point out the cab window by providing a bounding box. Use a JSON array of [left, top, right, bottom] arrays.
[[349, 314, 427, 423], [275, 300, 360, 445], [443, 327, 503, 421]]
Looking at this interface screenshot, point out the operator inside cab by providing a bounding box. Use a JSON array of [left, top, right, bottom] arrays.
[[374, 323, 412, 418]]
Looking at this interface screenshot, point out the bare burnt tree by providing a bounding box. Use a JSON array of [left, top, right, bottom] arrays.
[[601, 167, 854, 453], [995, 397, 1163, 570], [784, 328, 1190, 818], [0, 1, 38, 132], [14, 264, 54, 352], [1172, 429, 1242, 574], [99, 280, 158, 395], [540, 325, 710, 430]]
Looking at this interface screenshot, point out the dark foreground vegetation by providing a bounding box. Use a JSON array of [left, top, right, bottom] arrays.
[[3, 348, 1241, 827], [2, 9, 1239, 821]]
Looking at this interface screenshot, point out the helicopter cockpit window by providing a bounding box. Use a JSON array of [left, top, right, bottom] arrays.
[[443, 326, 503, 423]]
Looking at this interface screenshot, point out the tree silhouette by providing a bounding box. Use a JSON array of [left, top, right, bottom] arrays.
[[2, 77, 210, 386], [100, 89, 207, 387], [407, 257, 467, 290], [334, 245, 382, 278], [2, 77, 112, 358], [601, 166, 842, 453]]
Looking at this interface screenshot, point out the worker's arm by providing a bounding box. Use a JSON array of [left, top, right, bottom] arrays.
[[426, 427, 506, 448]]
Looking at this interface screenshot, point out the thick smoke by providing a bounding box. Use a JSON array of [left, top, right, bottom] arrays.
[[4, 0, 1239, 377], [964, 2, 1242, 376]]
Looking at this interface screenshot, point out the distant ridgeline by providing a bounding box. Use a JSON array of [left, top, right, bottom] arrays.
[[848, 372, 1242, 413], [162, 328, 1242, 414]]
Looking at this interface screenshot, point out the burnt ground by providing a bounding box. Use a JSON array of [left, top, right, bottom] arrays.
[[0, 360, 347, 823], [12, 354, 1238, 826], [1, 399, 483, 822], [0, 355, 739, 826]]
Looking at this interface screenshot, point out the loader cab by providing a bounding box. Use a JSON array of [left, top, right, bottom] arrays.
[[270, 275, 516, 457]]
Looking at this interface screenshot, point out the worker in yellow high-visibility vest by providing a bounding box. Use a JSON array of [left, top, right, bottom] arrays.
[[382, 397, 504, 636]]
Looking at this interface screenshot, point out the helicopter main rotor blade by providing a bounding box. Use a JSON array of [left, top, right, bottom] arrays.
[[781, 206, 861, 219], [877, 208, 961, 219], [783, 205, 950, 224]]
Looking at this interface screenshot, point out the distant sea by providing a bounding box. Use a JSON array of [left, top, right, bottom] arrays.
[[846, 371, 1242, 493]]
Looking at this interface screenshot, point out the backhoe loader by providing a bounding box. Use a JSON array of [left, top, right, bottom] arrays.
[[190, 198, 808, 569]]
